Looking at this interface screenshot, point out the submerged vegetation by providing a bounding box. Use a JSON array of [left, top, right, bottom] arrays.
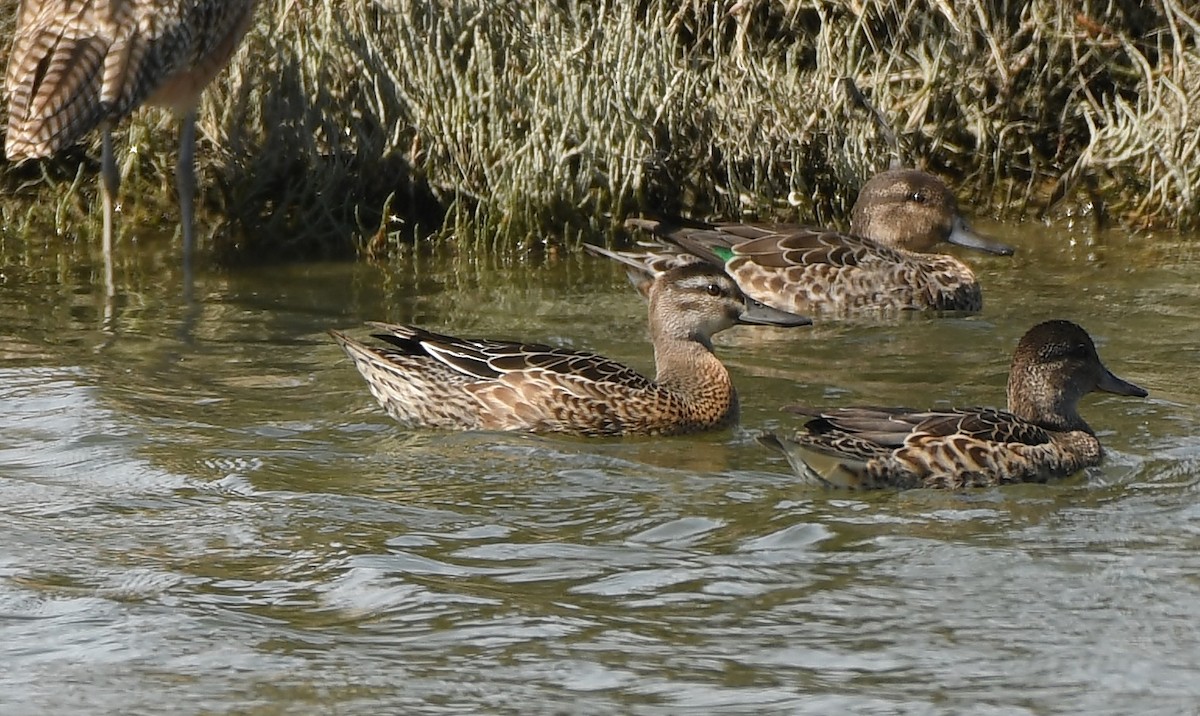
[[1, 0, 1198, 262]]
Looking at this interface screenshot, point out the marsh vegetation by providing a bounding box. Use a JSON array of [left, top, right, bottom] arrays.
[[2, 0, 1197, 262]]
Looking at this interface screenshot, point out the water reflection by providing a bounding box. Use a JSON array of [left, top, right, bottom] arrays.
[[0, 222, 1198, 713]]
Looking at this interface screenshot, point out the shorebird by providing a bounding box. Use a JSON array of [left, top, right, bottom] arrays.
[[5, 0, 258, 285]]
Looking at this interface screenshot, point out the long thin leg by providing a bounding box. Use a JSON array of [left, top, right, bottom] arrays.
[[100, 126, 118, 299], [177, 108, 197, 293]]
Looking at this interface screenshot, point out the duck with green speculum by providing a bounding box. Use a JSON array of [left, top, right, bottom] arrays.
[[757, 320, 1148, 489], [617, 169, 1014, 316], [331, 263, 812, 437]]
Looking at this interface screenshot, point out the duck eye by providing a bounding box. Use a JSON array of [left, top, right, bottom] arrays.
[[705, 283, 722, 297], [909, 191, 927, 204]]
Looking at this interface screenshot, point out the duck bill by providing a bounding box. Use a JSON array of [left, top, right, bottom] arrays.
[[947, 216, 1015, 256], [737, 297, 813, 327], [1096, 367, 1148, 398]]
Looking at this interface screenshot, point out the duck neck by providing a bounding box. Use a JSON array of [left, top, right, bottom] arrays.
[[1007, 378, 1092, 434], [850, 209, 898, 245], [650, 326, 736, 412]]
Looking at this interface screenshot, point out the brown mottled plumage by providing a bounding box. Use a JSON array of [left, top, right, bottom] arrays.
[[5, 0, 258, 276], [331, 264, 813, 437], [618, 169, 1014, 315], [759, 320, 1148, 489]]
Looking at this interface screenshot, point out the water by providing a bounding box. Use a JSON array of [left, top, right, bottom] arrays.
[[1, 221, 1199, 714]]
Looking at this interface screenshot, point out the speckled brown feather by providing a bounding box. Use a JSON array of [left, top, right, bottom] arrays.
[[771, 406, 1080, 489], [761, 320, 1147, 489], [5, 0, 257, 159], [331, 266, 811, 436], [621, 170, 1013, 315], [331, 325, 726, 436]]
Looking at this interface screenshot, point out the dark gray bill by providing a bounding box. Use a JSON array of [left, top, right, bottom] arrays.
[[947, 216, 1015, 256], [738, 297, 813, 327], [1096, 367, 1148, 398]]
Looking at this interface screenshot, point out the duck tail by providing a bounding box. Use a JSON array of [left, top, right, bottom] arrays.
[[582, 242, 656, 298], [757, 432, 870, 490]]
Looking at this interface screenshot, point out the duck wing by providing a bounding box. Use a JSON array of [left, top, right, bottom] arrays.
[[783, 405, 928, 447], [785, 405, 1052, 448], [766, 406, 1058, 489], [368, 323, 655, 391], [628, 215, 919, 275], [724, 226, 910, 270], [903, 407, 1054, 447]]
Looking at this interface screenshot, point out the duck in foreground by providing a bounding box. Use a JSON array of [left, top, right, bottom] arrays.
[[619, 169, 1014, 315], [758, 320, 1147, 489], [331, 264, 812, 436]]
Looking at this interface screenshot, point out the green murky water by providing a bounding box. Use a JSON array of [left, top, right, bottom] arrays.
[[2, 219, 1199, 714]]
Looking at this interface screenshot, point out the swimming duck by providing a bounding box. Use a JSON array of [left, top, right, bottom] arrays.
[[331, 264, 812, 436], [758, 320, 1147, 489], [619, 169, 1014, 314]]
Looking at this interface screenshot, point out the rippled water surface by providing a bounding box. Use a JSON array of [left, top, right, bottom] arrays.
[[2, 221, 1199, 714]]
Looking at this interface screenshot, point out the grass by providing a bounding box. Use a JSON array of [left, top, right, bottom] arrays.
[[1, 0, 1198, 263]]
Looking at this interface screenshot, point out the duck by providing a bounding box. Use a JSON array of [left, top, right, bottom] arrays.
[[617, 168, 1014, 315], [757, 320, 1147, 489], [331, 263, 812, 436]]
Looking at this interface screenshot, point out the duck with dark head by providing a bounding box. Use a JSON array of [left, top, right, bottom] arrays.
[[758, 320, 1148, 489]]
